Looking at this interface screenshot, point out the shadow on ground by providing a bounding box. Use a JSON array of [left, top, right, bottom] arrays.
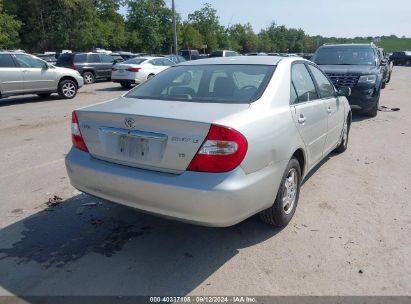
[[95, 85, 132, 92], [0, 95, 62, 107], [0, 194, 280, 296]]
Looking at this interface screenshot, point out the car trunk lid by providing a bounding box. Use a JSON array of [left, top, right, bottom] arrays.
[[75, 97, 249, 173]]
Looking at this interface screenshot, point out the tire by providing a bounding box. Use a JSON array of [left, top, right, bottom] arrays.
[[147, 74, 155, 80], [406, 60, 411, 66], [120, 81, 132, 88], [58, 79, 78, 99], [381, 80, 386, 89], [260, 157, 301, 227], [83, 71, 95, 84], [366, 93, 380, 117], [334, 113, 350, 153], [37, 93, 51, 98], [386, 72, 391, 84]]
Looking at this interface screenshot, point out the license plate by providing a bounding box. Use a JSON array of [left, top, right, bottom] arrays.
[[118, 135, 149, 160]]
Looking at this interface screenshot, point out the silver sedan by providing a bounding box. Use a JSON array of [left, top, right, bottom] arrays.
[[65, 56, 351, 227]]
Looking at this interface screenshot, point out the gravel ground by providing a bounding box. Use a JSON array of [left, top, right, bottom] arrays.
[[0, 68, 409, 297]]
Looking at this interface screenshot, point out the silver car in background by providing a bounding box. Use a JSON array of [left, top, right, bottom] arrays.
[[0, 52, 84, 99], [66, 56, 351, 227]]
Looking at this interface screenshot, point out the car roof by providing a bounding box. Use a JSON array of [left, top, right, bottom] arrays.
[[320, 43, 376, 48], [179, 56, 284, 66]]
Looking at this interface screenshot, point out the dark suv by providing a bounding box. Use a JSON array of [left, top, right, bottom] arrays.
[[56, 52, 114, 84], [312, 43, 386, 117]]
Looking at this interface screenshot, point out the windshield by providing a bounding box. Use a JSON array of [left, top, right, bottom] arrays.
[[313, 47, 376, 65], [125, 64, 275, 104], [122, 57, 147, 65]]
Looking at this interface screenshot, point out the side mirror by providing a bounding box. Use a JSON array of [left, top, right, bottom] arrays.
[[42, 62, 49, 69], [380, 58, 388, 66], [337, 86, 351, 97]]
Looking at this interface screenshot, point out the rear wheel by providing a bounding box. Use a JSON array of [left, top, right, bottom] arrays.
[[58, 79, 78, 99], [120, 81, 132, 88], [334, 114, 350, 153], [260, 158, 301, 227], [83, 71, 95, 84], [37, 93, 51, 98]]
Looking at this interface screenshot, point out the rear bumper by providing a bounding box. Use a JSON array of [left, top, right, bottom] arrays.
[[112, 79, 137, 84], [347, 85, 379, 112], [65, 148, 283, 227]]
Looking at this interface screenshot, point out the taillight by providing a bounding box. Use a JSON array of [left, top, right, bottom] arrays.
[[127, 67, 141, 72], [71, 111, 88, 152], [70, 64, 77, 70], [187, 124, 248, 173]]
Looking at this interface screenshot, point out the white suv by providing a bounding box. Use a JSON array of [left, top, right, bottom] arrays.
[[0, 52, 84, 99]]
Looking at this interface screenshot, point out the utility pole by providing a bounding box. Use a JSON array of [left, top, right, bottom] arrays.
[[172, 0, 178, 55]]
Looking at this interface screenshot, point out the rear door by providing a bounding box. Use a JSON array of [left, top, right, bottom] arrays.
[[0, 54, 24, 95], [87, 54, 102, 78], [290, 63, 328, 168], [99, 54, 115, 78], [307, 64, 344, 153], [14, 54, 57, 92]]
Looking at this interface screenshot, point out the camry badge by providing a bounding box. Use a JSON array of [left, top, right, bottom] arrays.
[[124, 117, 135, 128]]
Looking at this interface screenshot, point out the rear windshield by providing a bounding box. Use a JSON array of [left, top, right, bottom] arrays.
[[125, 64, 275, 104], [122, 58, 147, 65], [313, 47, 376, 65], [56, 54, 73, 64]]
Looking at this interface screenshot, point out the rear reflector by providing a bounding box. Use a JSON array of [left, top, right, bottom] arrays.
[[70, 64, 77, 70], [127, 67, 141, 72], [187, 124, 248, 173], [71, 111, 88, 152]]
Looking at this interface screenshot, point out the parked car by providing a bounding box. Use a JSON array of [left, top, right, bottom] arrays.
[[111, 56, 174, 88], [178, 50, 200, 60], [66, 56, 351, 227], [312, 43, 385, 117], [34, 54, 58, 65], [245, 52, 267, 56], [56, 52, 115, 84], [209, 50, 240, 57], [377, 48, 393, 84], [0, 52, 83, 99], [390, 51, 411, 66], [112, 51, 138, 61], [162, 54, 186, 64]]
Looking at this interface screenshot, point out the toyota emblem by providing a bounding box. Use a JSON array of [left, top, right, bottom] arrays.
[[124, 117, 135, 128]]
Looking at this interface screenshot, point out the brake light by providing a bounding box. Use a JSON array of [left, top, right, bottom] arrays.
[[71, 111, 88, 152], [127, 67, 141, 72], [70, 64, 77, 70], [187, 124, 248, 173]]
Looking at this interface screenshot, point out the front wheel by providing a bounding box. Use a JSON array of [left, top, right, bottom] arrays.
[[366, 94, 380, 117], [58, 80, 78, 99], [120, 81, 132, 88], [260, 157, 301, 227], [334, 114, 350, 153]]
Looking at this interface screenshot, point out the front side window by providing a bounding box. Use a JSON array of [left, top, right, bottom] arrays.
[[0, 54, 16, 67], [14, 54, 46, 68], [313, 47, 376, 66], [291, 63, 318, 103], [125, 64, 275, 104], [100, 54, 114, 63], [307, 65, 335, 99]]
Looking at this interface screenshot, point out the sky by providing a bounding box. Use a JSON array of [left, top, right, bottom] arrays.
[[124, 0, 411, 38]]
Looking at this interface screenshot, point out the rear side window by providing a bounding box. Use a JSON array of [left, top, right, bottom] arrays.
[[307, 65, 335, 99], [0, 54, 16, 67], [291, 63, 318, 103], [88, 54, 101, 63], [125, 64, 275, 104], [74, 54, 87, 63]]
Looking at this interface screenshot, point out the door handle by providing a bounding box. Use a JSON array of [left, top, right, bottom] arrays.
[[297, 114, 306, 124], [327, 107, 332, 114]]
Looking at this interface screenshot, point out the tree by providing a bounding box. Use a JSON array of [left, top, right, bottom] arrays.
[[0, 0, 22, 49], [126, 0, 173, 53], [179, 22, 202, 50], [188, 3, 220, 51]]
